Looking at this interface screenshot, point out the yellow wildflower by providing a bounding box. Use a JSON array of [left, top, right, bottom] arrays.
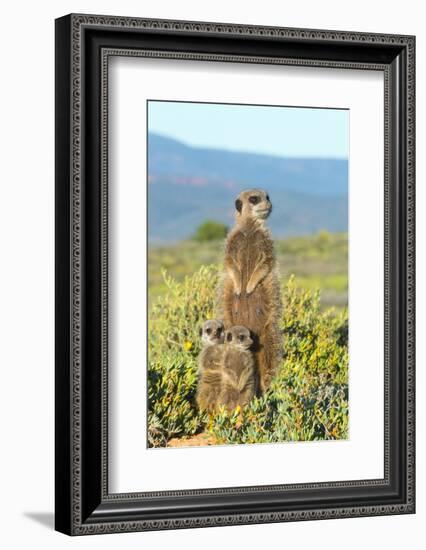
[[183, 341, 193, 351]]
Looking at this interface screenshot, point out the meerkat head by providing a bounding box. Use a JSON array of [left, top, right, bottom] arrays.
[[199, 319, 225, 347], [234, 189, 272, 223], [225, 325, 253, 351]]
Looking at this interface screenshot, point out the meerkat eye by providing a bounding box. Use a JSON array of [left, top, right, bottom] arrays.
[[239, 334, 245, 341], [249, 196, 260, 205], [206, 328, 212, 335], [226, 332, 232, 342]]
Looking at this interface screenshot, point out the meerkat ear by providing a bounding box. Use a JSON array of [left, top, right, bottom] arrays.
[[235, 199, 242, 213], [226, 332, 232, 342], [249, 330, 258, 347]]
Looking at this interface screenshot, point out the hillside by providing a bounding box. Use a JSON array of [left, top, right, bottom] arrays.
[[148, 133, 348, 242]]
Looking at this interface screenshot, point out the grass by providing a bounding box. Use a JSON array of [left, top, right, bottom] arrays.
[[148, 231, 348, 309]]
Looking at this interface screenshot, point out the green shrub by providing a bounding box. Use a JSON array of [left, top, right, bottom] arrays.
[[148, 268, 348, 447], [192, 220, 228, 242], [148, 266, 216, 446]]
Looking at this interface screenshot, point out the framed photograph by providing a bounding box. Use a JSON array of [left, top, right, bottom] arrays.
[[55, 14, 415, 535]]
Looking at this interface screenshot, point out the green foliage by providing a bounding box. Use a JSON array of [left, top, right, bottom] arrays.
[[148, 266, 217, 446], [275, 230, 347, 257], [148, 232, 348, 310], [148, 351, 200, 447], [192, 220, 228, 242], [148, 267, 349, 447], [209, 279, 348, 444]]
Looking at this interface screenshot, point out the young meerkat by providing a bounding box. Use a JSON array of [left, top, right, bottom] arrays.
[[216, 189, 282, 393], [219, 325, 257, 411], [196, 319, 225, 412]]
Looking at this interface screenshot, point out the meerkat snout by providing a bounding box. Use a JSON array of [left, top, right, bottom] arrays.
[[200, 319, 225, 346], [225, 325, 253, 351], [235, 189, 272, 221]]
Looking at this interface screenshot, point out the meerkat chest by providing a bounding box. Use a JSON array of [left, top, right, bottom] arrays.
[[223, 347, 252, 377], [234, 230, 266, 271], [199, 346, 224, 372]]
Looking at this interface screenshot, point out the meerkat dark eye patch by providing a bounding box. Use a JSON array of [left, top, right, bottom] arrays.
[[249, 196, 260, 205], [226, 332, 232, 342], [239, 334, 245, 341], [206, 328, 212, 335], [235, 199, 242, 212]]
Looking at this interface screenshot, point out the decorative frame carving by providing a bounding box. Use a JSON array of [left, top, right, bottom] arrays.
[[55, 14, 415, 535]]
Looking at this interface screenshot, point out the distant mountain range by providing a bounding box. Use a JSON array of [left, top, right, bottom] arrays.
[[147, 133, 348, 243]]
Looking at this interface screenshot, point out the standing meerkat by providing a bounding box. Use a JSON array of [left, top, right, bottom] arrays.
[[219, 325, 257, 411], [196, 320, 225, 412], [216, 189, 282, 393]]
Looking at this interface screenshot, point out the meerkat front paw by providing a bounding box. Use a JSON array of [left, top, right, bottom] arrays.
[[246, 283, 255, 296]]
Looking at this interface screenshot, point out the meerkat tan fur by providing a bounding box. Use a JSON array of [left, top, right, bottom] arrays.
[[218, 325, 257, 410], [216, 189, 282, 393], [196, 320, 225, 412]]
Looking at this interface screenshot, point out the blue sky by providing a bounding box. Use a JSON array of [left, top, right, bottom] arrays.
[[148, 101, 349, 159]]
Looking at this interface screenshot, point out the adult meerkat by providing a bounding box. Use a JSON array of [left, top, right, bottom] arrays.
[[219, 325, 257, 411], [196, 320, 225, 412], [216, 189, 282, 393]]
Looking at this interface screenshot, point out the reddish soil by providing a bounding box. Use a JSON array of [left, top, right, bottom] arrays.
[[167, 432, 218, 448]]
